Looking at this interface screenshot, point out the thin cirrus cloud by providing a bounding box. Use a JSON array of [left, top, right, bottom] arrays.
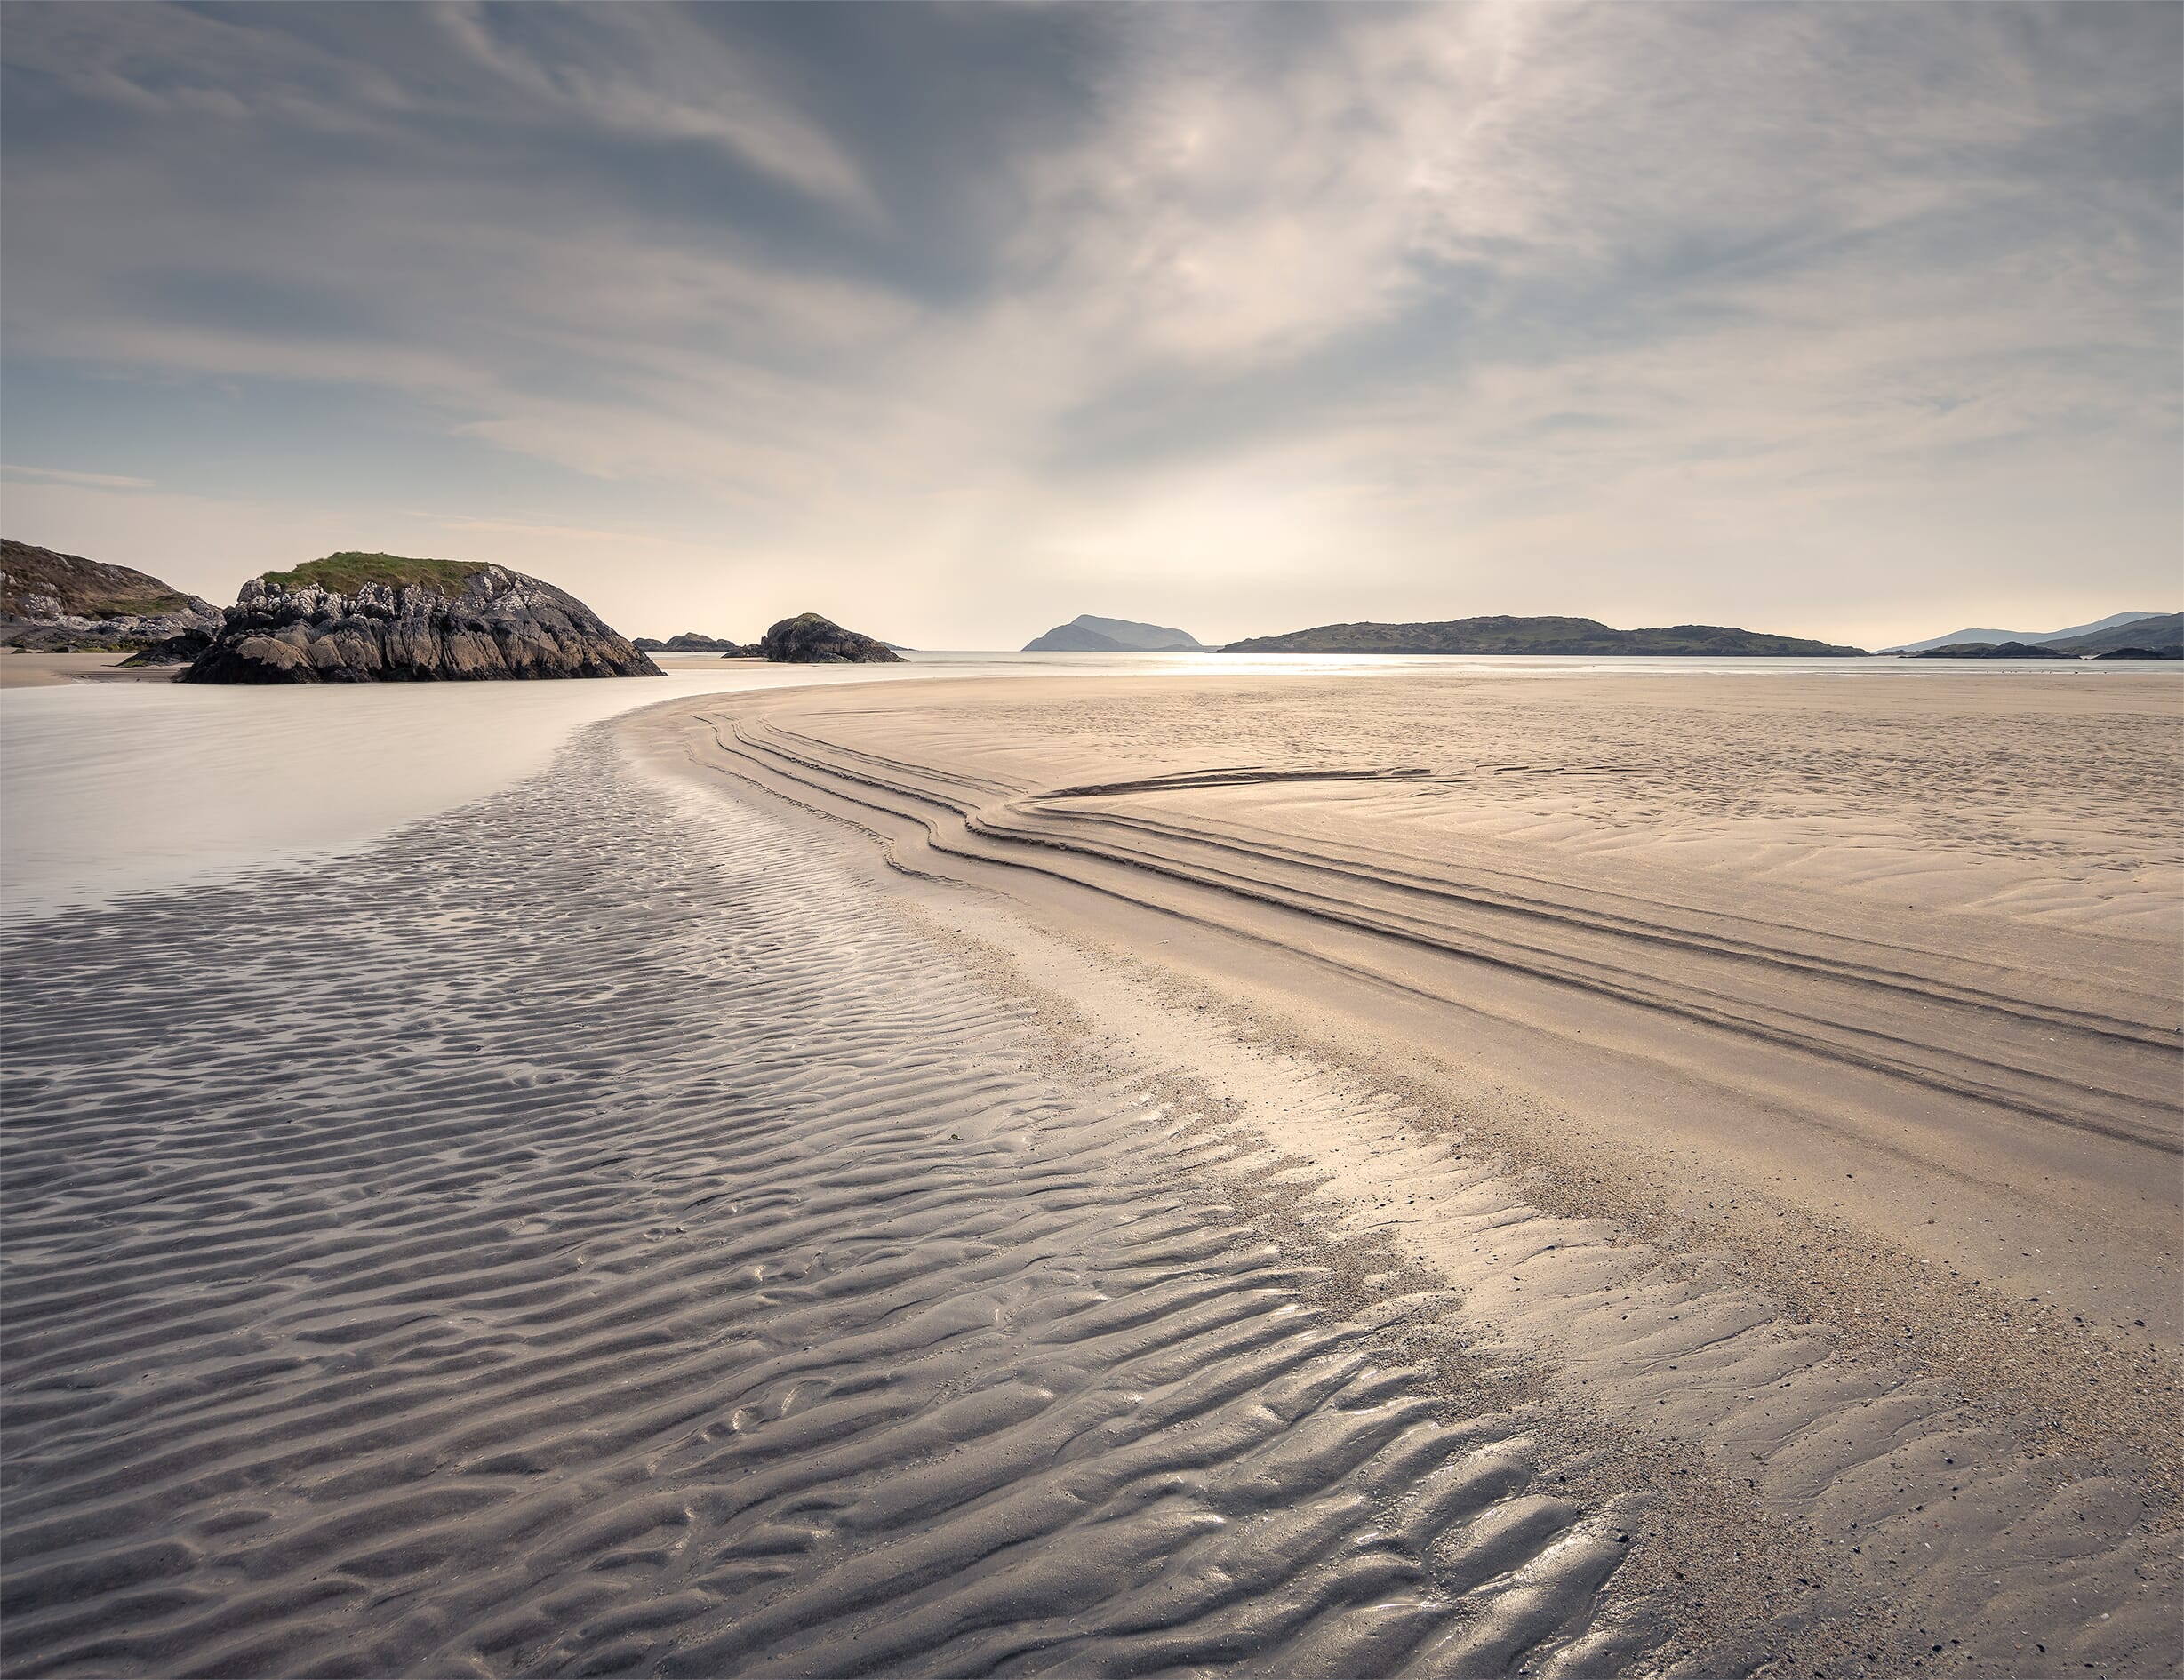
[[0, 1, 2176, 649]]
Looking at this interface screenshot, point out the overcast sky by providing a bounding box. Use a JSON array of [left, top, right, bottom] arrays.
[[3, 2, 2177, 648]]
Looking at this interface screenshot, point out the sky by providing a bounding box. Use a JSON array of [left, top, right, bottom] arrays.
[[2, 2, 2178, 651]]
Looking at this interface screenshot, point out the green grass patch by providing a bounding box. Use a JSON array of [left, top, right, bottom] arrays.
[[259, 553, 487, 595]]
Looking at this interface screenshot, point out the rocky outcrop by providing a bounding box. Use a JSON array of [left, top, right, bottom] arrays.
[[119, 628, 217, 667], [180, 556, 662, 684], [636, 631, 745, 652], [758, 613, 903, 664], [1, 539, 222, 652]]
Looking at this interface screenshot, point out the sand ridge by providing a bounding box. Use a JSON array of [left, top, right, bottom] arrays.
[[649, 666, 2183, 1675]]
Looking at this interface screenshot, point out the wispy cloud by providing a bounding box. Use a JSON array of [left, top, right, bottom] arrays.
[[2, 2, 2175, 647], [3, 462, 156, 490]]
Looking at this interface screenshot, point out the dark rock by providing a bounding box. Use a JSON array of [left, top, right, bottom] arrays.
[[757, 613, 903, 664], [2, 538, 222, 651], [180, 556, 662, 685], [2093, 646, 2180, 660], [119, 628, 217, 667]]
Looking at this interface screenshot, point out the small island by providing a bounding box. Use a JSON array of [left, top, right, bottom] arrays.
[[1219, 613, 1869, 656], [1024, 614, 1203, 652], [179, 552, 660, 684], [754, 612, 901, 664]]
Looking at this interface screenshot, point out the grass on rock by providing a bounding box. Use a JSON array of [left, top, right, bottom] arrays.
[[260, 553, 488, 596]]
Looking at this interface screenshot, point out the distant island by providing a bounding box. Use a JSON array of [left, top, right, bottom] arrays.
[[1909, 613, 2180, 659], [1220, 615, 1868, 657], [178, 552, 660, 684], [636, 631, 746, 653], [1025, 614, 1203, 652], [1884, 609, 2170, 653]]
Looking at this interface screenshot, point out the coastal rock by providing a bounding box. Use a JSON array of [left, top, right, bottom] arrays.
[[180, 553, 662, 684], [1, 538, 223, 652], [118, 628, 217, 667], [758, 613, 903, 664]]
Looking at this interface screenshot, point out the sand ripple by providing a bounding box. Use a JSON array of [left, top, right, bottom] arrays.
[[1, 734, 1638, 1677]]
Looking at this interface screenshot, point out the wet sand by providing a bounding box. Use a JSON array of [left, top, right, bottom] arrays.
[[657, 666, 2183, 1674], [4, 665, 2178, 1677], [0, 652, 180, 686], [5, 730, 1674, 1677]]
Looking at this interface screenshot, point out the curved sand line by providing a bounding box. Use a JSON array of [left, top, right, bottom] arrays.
[[644, 671, 2182, 1674]]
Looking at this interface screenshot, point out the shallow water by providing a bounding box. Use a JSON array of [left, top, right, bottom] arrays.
[[0, 732, 1644, 1677]]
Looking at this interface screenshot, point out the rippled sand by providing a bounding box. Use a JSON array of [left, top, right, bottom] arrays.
[[5, 667, 2178, 1678], [657, 666, 2183, 1676], [5, 732, 1665, 1678]]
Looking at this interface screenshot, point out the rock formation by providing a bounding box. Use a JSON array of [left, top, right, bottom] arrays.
[[180, 553, 661, 684], [758, 613, 903, 664], [1, 538, 223, 652], [119, 629, 217, 667]]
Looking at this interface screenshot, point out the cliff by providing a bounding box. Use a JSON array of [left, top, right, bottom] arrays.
[[180, 553, 661, 684], [1219, 615, 1868, 657], [1, 538, 223, 652]]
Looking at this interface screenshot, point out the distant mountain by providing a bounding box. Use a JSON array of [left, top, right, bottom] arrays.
[[1884, 611, 2166, 653], [1219, 615, 1867, 657], [2046, 612, 2182, 656], [1025, 613, 1203, 652]]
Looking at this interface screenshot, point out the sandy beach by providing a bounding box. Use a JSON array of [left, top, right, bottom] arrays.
[[652, 665, 2184, 1671], [0, 652, 182, 687], [4, 662, 2179, 1677]]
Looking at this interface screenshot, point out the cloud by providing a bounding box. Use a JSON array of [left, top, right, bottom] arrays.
[[2, 2, 2175, 648], [4, 462, 156, 490]]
